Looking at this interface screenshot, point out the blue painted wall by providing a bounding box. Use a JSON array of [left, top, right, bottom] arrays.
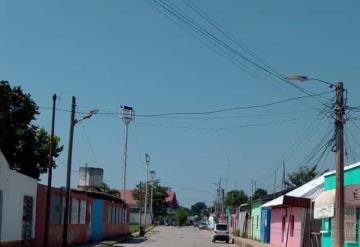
[[260, 207, 271, 243], [91, 199, 104, 241]]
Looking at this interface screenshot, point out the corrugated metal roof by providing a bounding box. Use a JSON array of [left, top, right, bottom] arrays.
[[262, 161, 360, 208], [262, 175, 324, 208]]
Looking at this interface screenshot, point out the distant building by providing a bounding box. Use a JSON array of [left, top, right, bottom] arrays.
[[122, 190, 178, 225]]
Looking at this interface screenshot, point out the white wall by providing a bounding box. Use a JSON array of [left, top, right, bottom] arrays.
[[0, 150, 37, 242], [129, 212, 152, 225]]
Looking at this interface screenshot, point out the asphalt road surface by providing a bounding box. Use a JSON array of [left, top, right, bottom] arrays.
[[119, 226, 232, 247]]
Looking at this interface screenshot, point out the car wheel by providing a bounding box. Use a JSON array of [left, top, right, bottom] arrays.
[[226, 240, 229, 244], [212, 238, 215, 243]]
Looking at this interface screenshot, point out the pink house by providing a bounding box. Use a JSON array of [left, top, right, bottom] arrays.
[[270, 204, 306, 247], [262, 175, 324, 247]]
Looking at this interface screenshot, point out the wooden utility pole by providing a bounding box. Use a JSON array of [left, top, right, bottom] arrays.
[[334, 82, 345, 247], [44, 94, 57, 247]]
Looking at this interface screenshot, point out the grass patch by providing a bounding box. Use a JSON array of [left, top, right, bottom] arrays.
[[129, 224, 140, 234]]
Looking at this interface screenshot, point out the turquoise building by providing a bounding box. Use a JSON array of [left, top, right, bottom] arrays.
[[315, 162, 360, 247]]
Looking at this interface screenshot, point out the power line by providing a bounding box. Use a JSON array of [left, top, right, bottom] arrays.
[[148, 0, 331, 107], [80, 122, 101, 167], [38, 92, 331, 118], [136, 114, 318, 130]]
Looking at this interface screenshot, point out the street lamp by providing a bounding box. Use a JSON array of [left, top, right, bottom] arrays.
[[287, 75, 345, 247], [144, 153, 150, 226], [62, 96, 98, 247], [120, 105, 134, 204]]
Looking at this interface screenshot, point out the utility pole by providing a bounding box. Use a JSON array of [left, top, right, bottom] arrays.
[[62, 96, 76, 247], [334, 82, 345, 247], [144, 154, 150, 226], [62, 98, 97, 246], [120, 106, 134, 202], [274, 170, 277, 193], [150, 170, 156, 224], [44, 94, 57, 247], [282, 161, 286, 190]]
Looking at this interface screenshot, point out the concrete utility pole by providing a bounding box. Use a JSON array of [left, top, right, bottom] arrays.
[[62, 98, 97, 247], [120, 106, 134, 203], [144, 153, 150, 226], [44, 94, 57, 247], [62, 96, 76, 247], [150, 170, 156, 224], [334, 82, 345, 247]]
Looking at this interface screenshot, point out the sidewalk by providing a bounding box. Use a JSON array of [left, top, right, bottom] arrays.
[[234, 237, 277, 247], [74, 226, 156, 247]]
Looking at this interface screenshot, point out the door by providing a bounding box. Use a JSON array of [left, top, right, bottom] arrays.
[[91, 199, 103, 241], [22, 196, 33, 244]]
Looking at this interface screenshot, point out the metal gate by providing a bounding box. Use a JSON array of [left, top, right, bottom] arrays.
[[22, 196, 33, 244]]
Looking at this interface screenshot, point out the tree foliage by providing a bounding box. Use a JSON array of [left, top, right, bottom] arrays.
[[95, 182, 121, 198], [175, 208, 189, 226], [190, 201, 208, 218], [0, 81, 63, 178], [132, 179, 169, 219], [252, 188, 268, 200], [286, 165, 319, 187], [224, 190, 248, 207]]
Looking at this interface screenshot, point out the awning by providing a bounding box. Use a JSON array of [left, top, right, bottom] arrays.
[[314, 190, 335, 219]]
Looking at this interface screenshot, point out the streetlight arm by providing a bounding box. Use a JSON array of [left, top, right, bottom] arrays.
[[74, 109, 99, 124], [285, 75, 333, 88]]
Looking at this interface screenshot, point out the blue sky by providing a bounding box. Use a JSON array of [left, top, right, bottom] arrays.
[[1, 0, 360, 207]]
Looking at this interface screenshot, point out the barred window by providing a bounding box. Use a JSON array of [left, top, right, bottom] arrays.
[[344, 207, 357, 243]]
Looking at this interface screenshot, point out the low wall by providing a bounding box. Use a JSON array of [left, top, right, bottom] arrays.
[[234, 237, 277, 247]]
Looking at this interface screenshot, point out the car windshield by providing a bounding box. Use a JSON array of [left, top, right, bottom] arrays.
[[216, 224, 228, 231]]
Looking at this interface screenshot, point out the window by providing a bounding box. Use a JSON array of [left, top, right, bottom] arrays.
[[120, 208, 123, 223], [79, 200, 86, 224], [290, 215, 295, 237], [71, 198, 79, 224], [0, 191, 3, 237], [345, 207, 357, 242], [108, 206, 112, 224], [22, 196, 34, 241], [50, 194, 62, 224]]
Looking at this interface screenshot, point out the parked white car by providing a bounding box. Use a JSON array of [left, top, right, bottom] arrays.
[[212, 223, 230, 243]]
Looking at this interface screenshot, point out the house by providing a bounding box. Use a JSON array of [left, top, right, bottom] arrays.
[[237, 203, 251, 238], [250, 199, 263, 240], [122, 190, 152, 224], [34, 184, 129, 247], [314, 161, 360, 247], [0, 149, 38, 247], [262, 175, 324, 247], [123, 190, 178, 225]]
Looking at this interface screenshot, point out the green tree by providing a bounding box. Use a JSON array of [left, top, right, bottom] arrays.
[[95, 182, 121, 198], [190, 202, 207, 218], [132, 179, 169, 219], [286, 165, 319, 187], [175, 208, 189, 226], [224, 190, 248, 207], [252, 188, 268, 200], [0, 81, 63, 178]]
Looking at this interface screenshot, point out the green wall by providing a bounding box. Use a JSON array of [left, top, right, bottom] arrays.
[[324, 166, 360, 191], [251, 200, 262, 240], [322, 165, 360, 247]]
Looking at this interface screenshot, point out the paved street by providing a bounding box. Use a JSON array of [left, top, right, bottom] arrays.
[[119, 226, 231, 247]]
